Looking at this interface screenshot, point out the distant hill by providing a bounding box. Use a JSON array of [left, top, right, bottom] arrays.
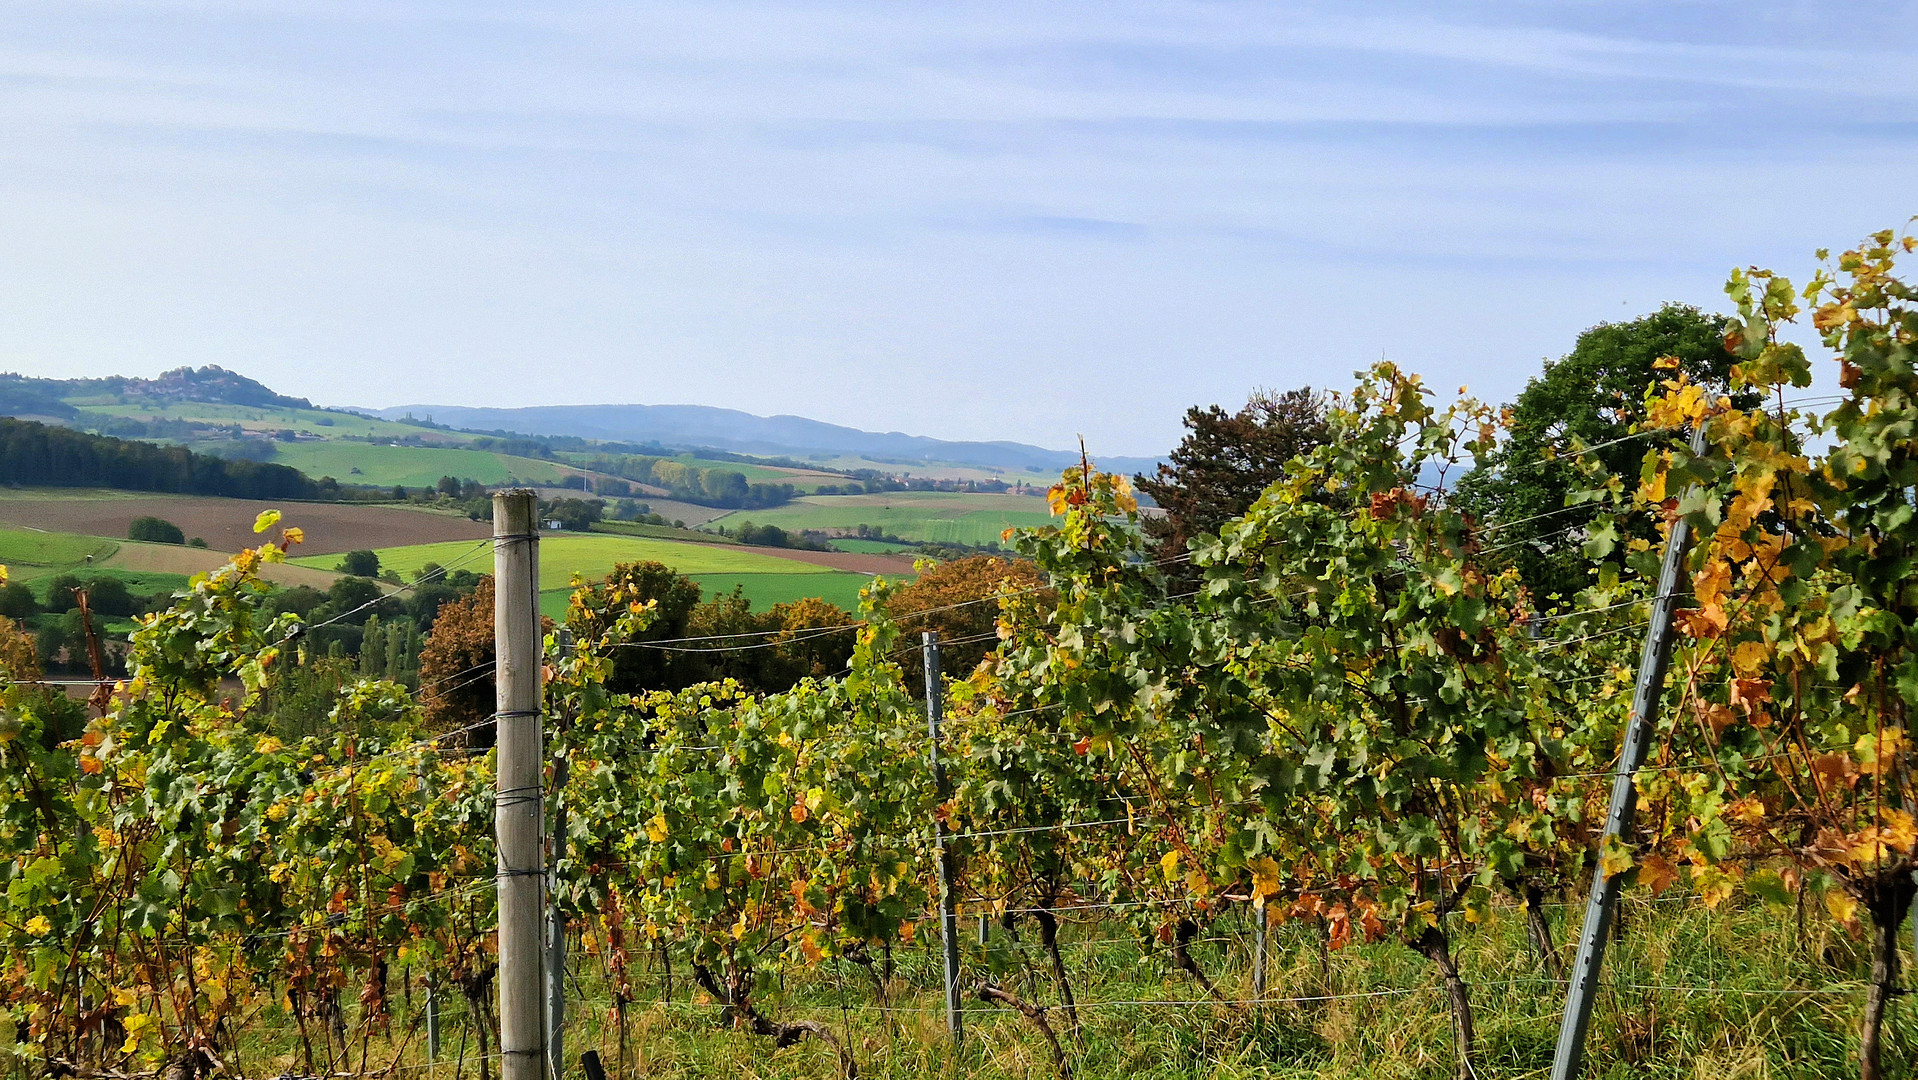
[[367, 402, 1162, 478], [0, 366, 312, 416]]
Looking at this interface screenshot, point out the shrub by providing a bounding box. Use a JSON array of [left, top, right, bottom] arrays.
[[127, 516, 185, 545], [336, 549, 380, 577], [0, 581, 36, 619]]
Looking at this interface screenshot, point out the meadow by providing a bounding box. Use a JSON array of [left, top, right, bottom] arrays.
[[710, 492, 1054, 546], [0, 488, 490, 554], [298, 532, 876, 615], [74, 400, 459, 442], [267, 442, 574, 489], [0, 526, 117, 577]]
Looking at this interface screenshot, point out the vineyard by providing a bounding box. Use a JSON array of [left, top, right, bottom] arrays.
[[5, 232, 1918, 1080]]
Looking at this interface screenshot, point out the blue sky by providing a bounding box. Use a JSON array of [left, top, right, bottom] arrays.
[[2, 2, 1914, 457]]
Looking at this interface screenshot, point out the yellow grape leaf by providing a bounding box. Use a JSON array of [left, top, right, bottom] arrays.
[[1250, 856, 1282, 899], [1855, 728, 1908, 776], [1644, 465, 1669, 505], [120, 1013, 154, 1055], [1696, 868, 1735, 911], [1728, 796, 1766, 825], [1160, 849, 1181, 883], [645, 813, 668, 844], [25, 915, 50, 935], [1880, 808, 1918, 854], [1731, 640, 1771, 676], [1826, 889, 1859, 926], [1673, 605, 1728, 639], [252, 509, 282, 534], [1638, 854, 1679, 895], [1598, 834, 1635, 878], [282, 526, 305, 546]]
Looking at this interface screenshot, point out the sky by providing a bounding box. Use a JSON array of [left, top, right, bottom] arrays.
[[1, 2, 1914, 458]]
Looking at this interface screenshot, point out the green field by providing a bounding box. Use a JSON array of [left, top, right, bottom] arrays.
[[28, 568, 193, 604], [295, 533, 835, 592], [563, 451, 839, 487], [710, 492, 1054, 546], [690, 571, 870, 610], [591, 520, 739, 545], [76, 401, 462, 443], [267, 442, 573, 488], [536, 570, 870, 620], [0, 528, 119, 579], [828, 537, 919, 554]]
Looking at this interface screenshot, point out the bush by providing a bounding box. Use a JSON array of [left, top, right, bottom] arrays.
[[337, 549, 380, 577], [127, 516, 186, 545], [38, 574, 134, 616], [539, 497, 604, 531], [0, 581, 36, 619], [187, 537, 208, 548], [316, 576, 395, 626]]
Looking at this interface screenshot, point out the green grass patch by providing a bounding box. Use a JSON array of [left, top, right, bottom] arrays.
[[829, 537, 919, 554], [28, 568, 193, 603], [0, 528, 119, 578], [711, 492, 1054, 547], [689, 571, 872, 611], [296, 533, 831, 593], [149, 890, 1916, 1080], [592, 520, 738, 545], [267, 442, 572, 489], [75, 401, 462, 442], [537, 570, 871, 620], [561, 451, 837, 487]]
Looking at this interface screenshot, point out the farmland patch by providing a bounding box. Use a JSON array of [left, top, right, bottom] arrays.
[[0, 490, 490, 554]]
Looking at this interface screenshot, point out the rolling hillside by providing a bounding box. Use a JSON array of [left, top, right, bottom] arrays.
[[707, 491, 1056, 547]]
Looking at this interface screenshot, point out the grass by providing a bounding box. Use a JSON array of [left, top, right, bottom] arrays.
[[0, 527, 119, 578], [592, 520, 740, 545], [830, 538, 920, 554], [561, 451, 842, 488], [74, 892, 1915, 1080], [267, 442, 573, 488], [710, 492, 1055, 547], [27, 568, 193, 603], [690, 571, 873, 610], [74, 401, 464, 443], [296, 533, 835, 593], [535, 571, 870, 619]]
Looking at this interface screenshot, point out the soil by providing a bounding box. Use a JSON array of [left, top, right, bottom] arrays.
[[0, 492, 490, 555], [104, 542, 346, 590]]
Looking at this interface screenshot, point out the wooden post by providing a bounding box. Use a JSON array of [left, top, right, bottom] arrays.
[[1549, 424, 1706, 1080], [922, 631, 963, 1045], [495, 490, 546, 1080]]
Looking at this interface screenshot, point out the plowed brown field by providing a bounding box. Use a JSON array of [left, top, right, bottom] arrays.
[[0, 490, 490, 555]]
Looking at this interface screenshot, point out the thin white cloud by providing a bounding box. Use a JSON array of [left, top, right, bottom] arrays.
[[0, 1, 1911, 455]]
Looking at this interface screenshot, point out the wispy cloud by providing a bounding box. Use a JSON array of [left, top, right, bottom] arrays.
[[0, 1, 1911, 454]]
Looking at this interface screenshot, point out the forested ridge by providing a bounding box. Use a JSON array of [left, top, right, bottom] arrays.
[[0, 417, 318, 499]]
